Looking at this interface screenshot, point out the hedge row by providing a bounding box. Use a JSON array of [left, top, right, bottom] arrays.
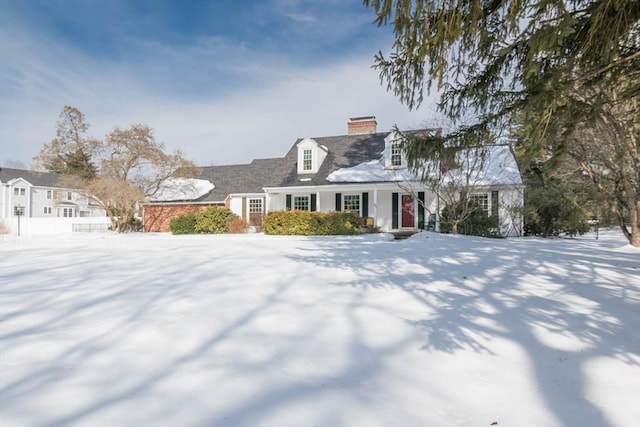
[[263, 210, 363, 235], [169, 207, 240, 234]]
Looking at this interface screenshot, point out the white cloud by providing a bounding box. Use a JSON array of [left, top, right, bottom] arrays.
[[0, 10, 439, 169]]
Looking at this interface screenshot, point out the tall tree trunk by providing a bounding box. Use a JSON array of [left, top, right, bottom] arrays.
[[631, 199, 640, 247]]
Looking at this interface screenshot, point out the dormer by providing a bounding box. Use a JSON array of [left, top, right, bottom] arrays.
[[384, 131, 406, 169], [297, 137, 328, 174]]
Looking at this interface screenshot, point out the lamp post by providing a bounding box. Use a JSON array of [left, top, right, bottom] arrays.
[[16, 204, 23, 236]]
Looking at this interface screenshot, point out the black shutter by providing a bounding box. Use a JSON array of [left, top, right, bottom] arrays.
[[392, 192, 399, 229], [286, 194, 292, 210], [362, 192, 369, 217], [418, 191, 425, 229], [335, 193, 342, 211], [310, 194, 317, 211], [491, 190, 499, 226]]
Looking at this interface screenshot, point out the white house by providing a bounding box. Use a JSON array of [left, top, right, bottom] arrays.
[[0, 168, 108, 234], [146, 116, 524, 236]]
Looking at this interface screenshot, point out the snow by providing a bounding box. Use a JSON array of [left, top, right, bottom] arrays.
[[327, 158, 417, 183], [152, 178, 214, 201], [327, 145, 522, 186], [0, 229, 638, 427]]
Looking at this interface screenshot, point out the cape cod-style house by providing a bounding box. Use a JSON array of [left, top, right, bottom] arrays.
[[144, 116, 524, 236]]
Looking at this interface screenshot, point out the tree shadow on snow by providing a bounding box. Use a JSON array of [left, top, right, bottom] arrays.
[[282, 232, 640, 427]]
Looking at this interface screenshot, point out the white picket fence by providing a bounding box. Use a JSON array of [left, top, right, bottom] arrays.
[[1, 217, 112, 235]]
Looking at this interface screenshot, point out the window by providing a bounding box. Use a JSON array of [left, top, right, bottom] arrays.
[[44, 207, 52, 215], [63, 207, 74, 217], [67, 192, 72, 201], [343, 194, 360, 213], [293, 196, 309, 211], [470, 193, 489, 214], [13, 188, 25, 196], [47, 190, 52, 199], [14, 206, 25, 216], [391, 140, 402, 166], [303, 149, 312, 171]]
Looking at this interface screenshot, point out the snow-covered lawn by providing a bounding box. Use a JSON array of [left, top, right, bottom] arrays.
[[1, 230, 638, 427]]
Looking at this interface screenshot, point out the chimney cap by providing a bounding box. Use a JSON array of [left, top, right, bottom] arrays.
[[348, 116, 376, 122]]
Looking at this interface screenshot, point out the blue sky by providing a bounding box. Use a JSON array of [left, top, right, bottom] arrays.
[[0, 0, 436, 168]]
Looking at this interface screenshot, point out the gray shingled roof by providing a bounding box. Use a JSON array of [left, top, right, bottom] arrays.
[[195, 158, 288, 202], [274, 132, 388, 187], [0, 168, 63, 187], [192, 131, 392, 200]]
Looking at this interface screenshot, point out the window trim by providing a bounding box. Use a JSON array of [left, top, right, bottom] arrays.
[[470, 193, 489, 215], [249, 198, 263, 213], [293, 195, 310, 211], [390, 140, 403, 167], [342, 194, 361, 214], [302, 149, 313, 171]]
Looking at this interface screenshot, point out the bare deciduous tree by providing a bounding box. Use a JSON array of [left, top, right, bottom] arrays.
[[38, 107, 200, 232]]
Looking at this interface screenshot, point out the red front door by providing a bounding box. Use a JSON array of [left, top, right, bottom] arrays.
[[401, 195, 415, 227]]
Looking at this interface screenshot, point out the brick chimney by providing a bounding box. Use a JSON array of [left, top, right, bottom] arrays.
[[347, 116, 377, 135]]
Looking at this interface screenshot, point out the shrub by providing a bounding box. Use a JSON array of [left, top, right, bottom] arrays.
[[170, 213, 197, 234], [440, 201, 501, 237], [0, 220, 9, 235], [228, 217, 249, 234], [264, 210, 362, 235], [194, 207, 238, 234], [125, 216, 143, 232], [524, 182, 590, 237]]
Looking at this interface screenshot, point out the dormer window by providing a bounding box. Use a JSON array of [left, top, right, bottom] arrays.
[[303, 149, 312, 171], [384, 132, 406, 169], [297, 138, 328, 174]]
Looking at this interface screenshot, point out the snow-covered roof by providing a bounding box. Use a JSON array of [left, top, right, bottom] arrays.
[[328, 144, 522, 187], [152, 178, 214, 201], [327, 158, 418, 183]]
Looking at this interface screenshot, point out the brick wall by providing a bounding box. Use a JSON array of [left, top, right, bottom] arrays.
[[143, 203, 223, 232]]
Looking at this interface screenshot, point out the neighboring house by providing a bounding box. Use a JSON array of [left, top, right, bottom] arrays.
[[144, 116, 524, 235], [0, 168, 108, 234]]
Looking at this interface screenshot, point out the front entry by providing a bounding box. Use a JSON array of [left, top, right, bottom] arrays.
[[401, 195, 415, 228]]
